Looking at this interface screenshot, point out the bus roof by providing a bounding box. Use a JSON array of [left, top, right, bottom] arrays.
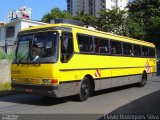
[[20, 23, 155, 48]]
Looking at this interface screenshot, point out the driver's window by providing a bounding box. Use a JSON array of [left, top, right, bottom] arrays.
[[61, 32, 74, 63]]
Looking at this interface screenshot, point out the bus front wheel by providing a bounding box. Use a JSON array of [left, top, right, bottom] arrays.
[[138, 72, 147, 87], [78, 77, 91, 102]]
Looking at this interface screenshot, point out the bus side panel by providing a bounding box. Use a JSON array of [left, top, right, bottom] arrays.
[[100, 69, 112, 90], [123, 68, 141, 85], [59, 68, 101, 97], [111, 69, 124, 87]]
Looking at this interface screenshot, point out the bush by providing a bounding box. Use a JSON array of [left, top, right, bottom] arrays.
[[0, 82, 11, 91], [0, 50, 15, 61], [0, 50, 6, 59]]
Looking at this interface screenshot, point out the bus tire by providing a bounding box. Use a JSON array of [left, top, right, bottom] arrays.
[[77, 77, 91, 102], [138, 72, 147, 87]]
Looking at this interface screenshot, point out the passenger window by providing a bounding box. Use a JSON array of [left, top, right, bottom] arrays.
[[94, 37, 109, 54], [133, 45, 141, 56], [149, 47, 155, 57], [77, 34, 93, 53], [61, 32, 74, 63], [123, 43, 133, 56], [142, 46, 149, 57], [110, 40, 122, 55]]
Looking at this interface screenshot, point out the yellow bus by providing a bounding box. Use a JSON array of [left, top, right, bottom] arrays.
[[11, 19, 157, 101]]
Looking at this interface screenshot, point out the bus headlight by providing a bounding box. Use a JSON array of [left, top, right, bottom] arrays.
[[42, 79, 58, 84], [11, 78, 17, 83]]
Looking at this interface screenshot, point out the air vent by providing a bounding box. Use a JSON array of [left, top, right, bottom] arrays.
[[84, 25, 96, 30], [50, 18, 85, 27]]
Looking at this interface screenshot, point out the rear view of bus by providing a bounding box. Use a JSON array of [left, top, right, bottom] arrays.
[[11, 27, 60, 97]]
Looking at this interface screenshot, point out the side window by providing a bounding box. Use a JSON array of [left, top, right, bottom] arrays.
[[149, 47, 155, 57], [6, 26, 15, 38], [61, 32, 74, 63], [110, 40, 122, 55], [142, 46, 149, 57], [123, 43, 133, 56], [77, 34, 93, 53], [94, 37, 109, 54], [133, 45, 141, 56]]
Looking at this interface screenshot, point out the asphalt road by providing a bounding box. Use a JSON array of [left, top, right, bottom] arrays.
[[0, 76, 160, 120]]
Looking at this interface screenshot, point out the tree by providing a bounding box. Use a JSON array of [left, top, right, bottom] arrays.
[[96, 8, 126, 35], [41, 1, 160, 48], [127, 0, 160, 48], [41, 13, 51, 23], [128, 0, 160, 26], [123, 17, 146, 40], [147, 16, 160, 49], [73, 11, 96, 26], [62, 10, 72, 19], [41, 8, 72, 23]]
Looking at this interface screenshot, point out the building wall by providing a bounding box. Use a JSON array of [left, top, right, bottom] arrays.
[[0, 19, 46, 54], [88, 0, 95, 16], [67, 0, 128, 17], [67, 0, 84, 16], [118, 0, 128, 10], [96, 0, 128, 17], [95, 0, 105, 17], [0, 60, 11, 85], [0, 27, 6, 46], [105, 0, 113, 9], [84, 0, 89, 14], [21, 20, 45, 29], [0, 22, 21, 47], [76, 0, 84, 15]]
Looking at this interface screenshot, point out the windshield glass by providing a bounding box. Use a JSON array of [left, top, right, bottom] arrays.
[[14, 31, 59, 63]]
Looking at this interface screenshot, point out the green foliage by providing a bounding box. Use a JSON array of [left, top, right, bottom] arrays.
[[123, 17, 146, 40], [127, 0, 160, 49], [96, 8, 126, 35], [0, 50, 15, 61], [0, 82, 11, 91], [41, 13, 51, 23], [0, 50, 6, 59], [128, 0, 160, 26], [73, 11, 96, 26], [42, 3, 160, 49], [41, 8, 72, 23], [6, 50, 15, 60], [147, 16, 160, 49]]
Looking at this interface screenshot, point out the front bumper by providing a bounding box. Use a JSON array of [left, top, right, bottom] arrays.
[[11, 84, 59, 97]]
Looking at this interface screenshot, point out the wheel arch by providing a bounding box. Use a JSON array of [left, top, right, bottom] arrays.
[[142, 70, 147, 81], [84, 74, 95, 93]]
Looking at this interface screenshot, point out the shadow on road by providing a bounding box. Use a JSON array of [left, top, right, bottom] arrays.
[[0, 94, 74, 106], [0, 83, 139, 106], [98, 90, 160, 120], [91, 83, 138, 98]]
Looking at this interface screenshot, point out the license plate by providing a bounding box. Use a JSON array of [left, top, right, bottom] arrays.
[[25, 89, 33, 92]]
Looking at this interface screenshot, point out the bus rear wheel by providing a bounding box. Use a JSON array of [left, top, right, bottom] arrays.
[[138, 72, 147, 87], [78, 77, 91, 102]]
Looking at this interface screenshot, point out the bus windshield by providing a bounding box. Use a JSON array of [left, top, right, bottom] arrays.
[[14, 31, 59, 64]]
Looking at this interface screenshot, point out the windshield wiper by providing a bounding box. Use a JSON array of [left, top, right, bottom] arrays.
[[31, 56, 39, 62], [30, 55, 40, 65]]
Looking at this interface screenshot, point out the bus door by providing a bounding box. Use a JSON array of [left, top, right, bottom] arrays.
[[59, 31, 78, 96]]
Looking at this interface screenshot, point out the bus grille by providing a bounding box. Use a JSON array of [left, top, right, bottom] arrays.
[[17, 78, 41, 85]]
